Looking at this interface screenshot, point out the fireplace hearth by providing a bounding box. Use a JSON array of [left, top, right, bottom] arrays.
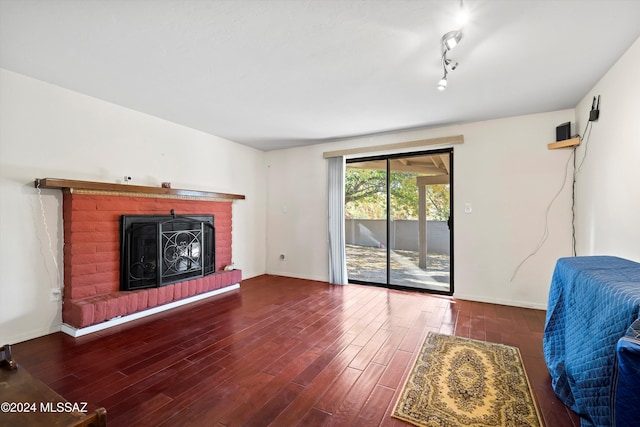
[[120, 212, 215, 291]]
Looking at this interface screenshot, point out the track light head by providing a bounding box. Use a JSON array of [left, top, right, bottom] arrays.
[[441, 30, 463, 51], [457, 0, 469, 26], [437, 76, 448, 91], [444, 58, 459, 71]]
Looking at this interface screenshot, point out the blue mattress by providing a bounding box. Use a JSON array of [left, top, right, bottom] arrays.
[[543, 256, 640, 427]]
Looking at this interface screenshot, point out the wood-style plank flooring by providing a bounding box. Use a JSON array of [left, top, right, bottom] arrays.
[[10, 275, 580, 426]]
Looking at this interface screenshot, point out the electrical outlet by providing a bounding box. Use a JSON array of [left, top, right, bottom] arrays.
[[50, 288, 62, 302]]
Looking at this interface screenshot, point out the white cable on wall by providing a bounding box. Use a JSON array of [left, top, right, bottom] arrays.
[[36, 181, 63, 291], [575, 121, 593, 175], [509, 148, 575, 282]]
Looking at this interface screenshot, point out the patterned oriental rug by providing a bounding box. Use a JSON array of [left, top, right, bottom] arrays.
[[392, 333, 543, 427]]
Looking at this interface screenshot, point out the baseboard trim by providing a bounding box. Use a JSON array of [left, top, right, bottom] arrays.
[[61, 284, 240, 338], [264, 270, 327, 283], [453, 292, 547, 311]]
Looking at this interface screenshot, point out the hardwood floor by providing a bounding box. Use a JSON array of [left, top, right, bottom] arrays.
[[10, 275, 580, 426]]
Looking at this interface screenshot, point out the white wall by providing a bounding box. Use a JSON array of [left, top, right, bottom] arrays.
[[265, 144, 330, 281], [0, 69, 267, 345], [574, 38, 640, 261], [266, 110, 576, 309]]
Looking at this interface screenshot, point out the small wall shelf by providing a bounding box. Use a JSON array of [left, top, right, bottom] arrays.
[[548, 137, 580, 150]]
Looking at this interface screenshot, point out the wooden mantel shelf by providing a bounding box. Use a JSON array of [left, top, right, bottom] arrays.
[[34, 178, 245, 201]]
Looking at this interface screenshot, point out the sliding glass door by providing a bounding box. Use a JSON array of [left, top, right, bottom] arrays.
[[345, 149, 453, 295]]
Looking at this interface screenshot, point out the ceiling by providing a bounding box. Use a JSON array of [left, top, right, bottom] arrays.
[[1, 1, 639, 151]]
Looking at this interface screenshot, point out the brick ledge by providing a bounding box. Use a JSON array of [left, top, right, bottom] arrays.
[[63, 270, 242, 329], [61, 283, 240, 338]]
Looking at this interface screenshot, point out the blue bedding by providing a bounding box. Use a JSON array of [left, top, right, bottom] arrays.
[[543, 256, 640, 427], [613, 319, 640, 427]]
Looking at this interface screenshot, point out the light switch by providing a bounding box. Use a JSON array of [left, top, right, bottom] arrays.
[[464, 203, 472, 214]]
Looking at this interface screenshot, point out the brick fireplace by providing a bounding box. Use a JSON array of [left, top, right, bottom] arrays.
[[37, 179, 244, 331]]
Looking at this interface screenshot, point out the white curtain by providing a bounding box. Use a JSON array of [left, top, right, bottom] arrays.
[[328, 156, 347, 285]]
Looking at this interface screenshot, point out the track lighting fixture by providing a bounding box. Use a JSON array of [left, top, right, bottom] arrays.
[[437, 1, 469, 91]]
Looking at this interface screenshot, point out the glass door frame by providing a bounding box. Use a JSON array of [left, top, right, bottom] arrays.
[[346, 147, 454, 296]]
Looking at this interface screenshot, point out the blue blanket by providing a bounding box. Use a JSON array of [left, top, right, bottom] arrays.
[[613, 318, 640, 427], [543, 256, 640, 427]]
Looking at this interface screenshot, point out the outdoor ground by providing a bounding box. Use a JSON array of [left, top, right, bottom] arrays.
[[346, 244, 450, 292]]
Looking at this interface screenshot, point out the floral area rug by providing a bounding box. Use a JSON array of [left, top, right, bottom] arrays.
[[392, 332, 543, 427]]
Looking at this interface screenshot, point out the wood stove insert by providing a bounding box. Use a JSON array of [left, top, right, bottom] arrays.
[[121, 211, 215, 291]]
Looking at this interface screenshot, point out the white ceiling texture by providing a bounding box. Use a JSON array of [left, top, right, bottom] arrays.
[[1, 0, 639, 151]]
